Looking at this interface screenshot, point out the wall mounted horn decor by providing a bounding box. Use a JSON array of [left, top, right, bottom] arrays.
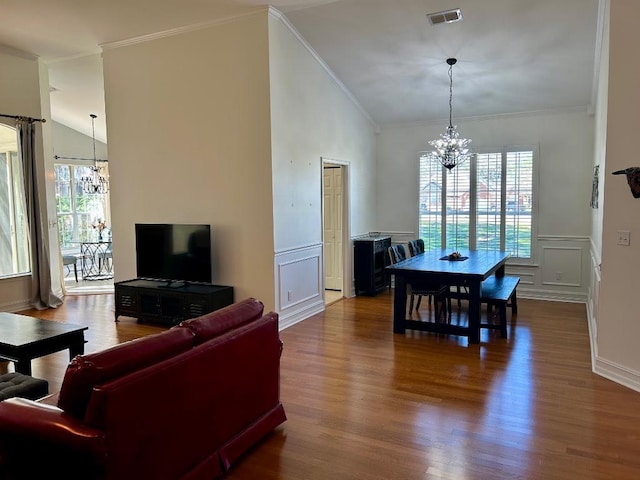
[[612, 167, 640, 198]]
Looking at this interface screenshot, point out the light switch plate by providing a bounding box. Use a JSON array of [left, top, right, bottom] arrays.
[[617, 230, 631, 246]]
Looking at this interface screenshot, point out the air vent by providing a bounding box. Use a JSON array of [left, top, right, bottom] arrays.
[[427, 8, 463, 26]]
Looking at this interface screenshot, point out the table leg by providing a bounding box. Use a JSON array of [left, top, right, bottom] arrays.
[[468, 280, 481, 344], [69, 335, 86, 360], [15, 359, 32, 376], [393, 276, 407, 334]]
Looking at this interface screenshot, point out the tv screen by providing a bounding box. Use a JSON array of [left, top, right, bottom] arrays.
[[135, 223, 212, 283]]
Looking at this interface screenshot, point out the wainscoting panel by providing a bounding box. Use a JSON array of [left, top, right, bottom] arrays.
[[274, 243, 324, 330], [532, 236, 590, 302], [541, 246, 582, 286]]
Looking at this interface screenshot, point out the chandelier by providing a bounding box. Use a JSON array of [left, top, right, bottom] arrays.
[[428, 58, 472, 170], [80, 114, 109, 194]]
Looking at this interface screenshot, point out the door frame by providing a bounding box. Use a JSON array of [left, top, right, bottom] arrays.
[[321, 157, 352, 300]]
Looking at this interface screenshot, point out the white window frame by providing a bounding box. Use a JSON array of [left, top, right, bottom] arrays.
[[418, 144, 538, 264]]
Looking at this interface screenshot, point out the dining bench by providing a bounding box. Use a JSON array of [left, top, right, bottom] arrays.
[[479, 275, 520, 338]]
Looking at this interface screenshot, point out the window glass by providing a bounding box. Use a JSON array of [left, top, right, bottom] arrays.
[[418, 155, 443, 250], [0, 125, 31, 277], [54, 164, 110, 250], [476, 152, 503, 251]]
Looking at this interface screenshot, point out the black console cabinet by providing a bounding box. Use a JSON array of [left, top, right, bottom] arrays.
[[354, 235, 391, 296], [115, 278, 234, 326]]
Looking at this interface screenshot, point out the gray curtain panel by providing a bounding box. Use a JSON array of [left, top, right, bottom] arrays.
[[17, 119, 62, 309]]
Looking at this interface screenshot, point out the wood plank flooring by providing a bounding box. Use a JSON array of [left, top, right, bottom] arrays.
[[12, 291, 640, 479]]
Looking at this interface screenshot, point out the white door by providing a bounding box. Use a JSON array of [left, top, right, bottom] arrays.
[[323, 165, 343, 290]]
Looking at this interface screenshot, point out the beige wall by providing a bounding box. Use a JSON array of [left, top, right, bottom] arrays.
[[52, 121, 108, 163], [596, 0, 640, 387], [102, 13, 276, 310], [267, 10, 378, 323], [269, 11, 378, 251]]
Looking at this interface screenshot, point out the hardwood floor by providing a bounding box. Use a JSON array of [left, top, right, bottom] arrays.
[[13, 291, 640, 479]]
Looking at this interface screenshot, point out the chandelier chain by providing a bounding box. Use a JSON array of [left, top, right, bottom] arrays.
[[448, 63, 453, 128]]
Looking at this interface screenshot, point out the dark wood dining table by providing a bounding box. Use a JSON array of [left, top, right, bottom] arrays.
[[386, 249, 511, 344]]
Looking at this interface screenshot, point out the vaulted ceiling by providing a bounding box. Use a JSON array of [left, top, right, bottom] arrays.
[[1, 0, 601, 142]]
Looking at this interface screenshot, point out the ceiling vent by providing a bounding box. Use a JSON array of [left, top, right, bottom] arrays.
[[427, 8, 463, 26]]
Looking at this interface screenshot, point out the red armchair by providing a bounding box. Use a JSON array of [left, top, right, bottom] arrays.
[[0, 298, 286, 479]]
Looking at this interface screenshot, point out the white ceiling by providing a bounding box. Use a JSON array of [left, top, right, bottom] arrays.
[[1, 0, 601, 142]]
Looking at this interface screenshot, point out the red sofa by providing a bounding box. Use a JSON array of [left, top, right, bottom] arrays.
[[0, 298, 286, 480]]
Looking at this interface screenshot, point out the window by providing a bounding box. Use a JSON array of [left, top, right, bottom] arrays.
[[54, 164, 110, 250], [0, 124, 31, 278], [419, 146, 536, 260]]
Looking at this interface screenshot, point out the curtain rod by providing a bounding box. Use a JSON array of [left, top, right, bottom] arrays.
[[54, 155, 108, 162], [0, 113, 46, 123]]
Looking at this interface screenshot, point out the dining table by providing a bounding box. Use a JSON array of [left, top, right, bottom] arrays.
[[386, 249, 511, 344]]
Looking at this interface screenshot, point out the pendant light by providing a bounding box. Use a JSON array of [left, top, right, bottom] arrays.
[[428, 58, 473, 171]]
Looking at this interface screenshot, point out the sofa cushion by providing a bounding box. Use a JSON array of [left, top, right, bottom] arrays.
[[58, 326, 195, 419], [179, 298, 264, 344]]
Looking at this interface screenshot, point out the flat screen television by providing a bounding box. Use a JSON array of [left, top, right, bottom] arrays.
[[135, 223, 212, 284]]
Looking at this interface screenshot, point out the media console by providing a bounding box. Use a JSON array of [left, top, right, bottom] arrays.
[[114, 278, 234, 326]]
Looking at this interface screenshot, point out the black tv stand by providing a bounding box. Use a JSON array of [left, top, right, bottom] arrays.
[[115, 278, 234, 326], [161, 280, 188, 289]]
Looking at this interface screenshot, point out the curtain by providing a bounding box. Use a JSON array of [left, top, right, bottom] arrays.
[[17, 119, 62, 309]]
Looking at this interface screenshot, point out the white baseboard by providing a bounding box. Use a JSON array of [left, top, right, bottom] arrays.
[[517, 287, 587, 303], [278, 298, 325, 331], [0, 299, 32, 313], [594, 357, 640, 393]]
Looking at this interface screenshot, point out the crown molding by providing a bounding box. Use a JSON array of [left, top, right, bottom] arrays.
[[43, 50, 103, 66], [268, 7, 378, 130], [382, 105, 590, 130], [0, 44, 38, 61], [100, 7, 268, 51]]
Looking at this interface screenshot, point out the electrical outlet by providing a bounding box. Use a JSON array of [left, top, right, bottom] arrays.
[[287, 290, 293, 301], [555, 271, 562, 281], [617, 230, 631, 246]]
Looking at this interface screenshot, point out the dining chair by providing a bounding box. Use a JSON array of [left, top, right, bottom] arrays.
[[388, 244, 449, 319], [407, 239, 425, 256], [62, 255, 79, 283]]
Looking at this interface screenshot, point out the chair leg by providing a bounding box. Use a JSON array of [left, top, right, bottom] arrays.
[[415, 295, 422, 311], [73, 264, 78, 283], [409, 294, 415, 314]]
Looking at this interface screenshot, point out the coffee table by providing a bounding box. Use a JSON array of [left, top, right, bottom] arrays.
[[0, 312, 87, 375]]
